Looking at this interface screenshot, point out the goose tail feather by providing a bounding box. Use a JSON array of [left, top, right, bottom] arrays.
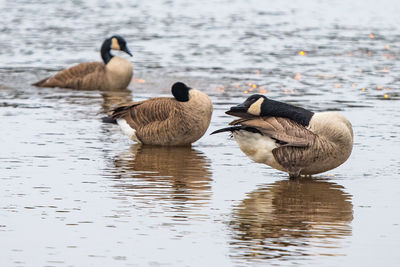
[[211, 126, 246, 135], [32, 77, 50, 87]]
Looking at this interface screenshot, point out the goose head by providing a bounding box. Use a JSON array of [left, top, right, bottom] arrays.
[[226, 94, 267, 117], [101, 35, 133, 64], [109, 35, 133, 56], [227, 94, 314, 126], [172, 82, 191, 102]]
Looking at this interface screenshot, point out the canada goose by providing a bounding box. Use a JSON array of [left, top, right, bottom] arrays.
[[212, 94, 353, 178], [33, 35, 133, 90], [111, 82, 213, 146]]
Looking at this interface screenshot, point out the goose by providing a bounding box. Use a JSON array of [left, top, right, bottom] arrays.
[[211, 94, 353, 178], [111, 82, 213, 146], [33, 35, 133, 90]]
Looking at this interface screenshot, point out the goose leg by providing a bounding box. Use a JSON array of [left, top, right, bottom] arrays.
[[289, 170, 301, 180]]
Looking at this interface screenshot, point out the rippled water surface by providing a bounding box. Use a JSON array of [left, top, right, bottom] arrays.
[[1, 0, 400, 266]]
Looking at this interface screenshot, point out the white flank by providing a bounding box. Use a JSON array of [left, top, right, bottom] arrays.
[[116, 118, 142, 143], [233, 131, 278, 167]]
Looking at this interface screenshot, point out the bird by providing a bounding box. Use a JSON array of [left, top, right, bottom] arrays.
[[111, 82, 213, 146], [211, 94, 353, 178], [33, 35, 133, 90]]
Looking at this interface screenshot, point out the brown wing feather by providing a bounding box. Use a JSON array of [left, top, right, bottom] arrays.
[[33, 62, 105, 89], [112, 98, 178, 131], [272, 137, 333, 175], [111, 100, 144, 120], [272, 145, 323, 175], [231, 116, 320, 174], [230, 117, 316, 147], [111, 98, 175, 124], [112, 97, 182, 144]]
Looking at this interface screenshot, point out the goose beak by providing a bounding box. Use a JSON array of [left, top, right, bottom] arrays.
[[230, 103, 247, 111], [123, 47, 133, 57], [226, 103, 248, 116]]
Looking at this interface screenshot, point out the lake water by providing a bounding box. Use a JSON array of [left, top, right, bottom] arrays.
[[1, 0, 400, 266]]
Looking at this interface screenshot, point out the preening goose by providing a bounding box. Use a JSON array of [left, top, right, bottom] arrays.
[[112, 82, 213, 146], [33, 35, 133, 90], [212, 94, 353, 178]]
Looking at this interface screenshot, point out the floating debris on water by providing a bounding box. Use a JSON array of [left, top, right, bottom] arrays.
[[132, 78, 146, 83]]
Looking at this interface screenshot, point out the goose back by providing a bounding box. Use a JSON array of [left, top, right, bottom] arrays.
[[33, 57, 132, 90], [33, 62, 105, 89], [298, 112, 354, 174]]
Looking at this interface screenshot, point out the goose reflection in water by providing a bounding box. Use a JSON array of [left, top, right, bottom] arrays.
[[230, 178, 353, 261], [100, 88, 132, 114], [112, 144, 212, 214]]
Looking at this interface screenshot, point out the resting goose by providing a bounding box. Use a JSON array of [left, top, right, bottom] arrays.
[[112, 82, 213, 146], [33, 35, 133, 90], [212, 94, 353, 178]]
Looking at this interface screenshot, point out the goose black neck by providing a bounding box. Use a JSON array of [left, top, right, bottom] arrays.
[[262, 99, 314, 126], [100, 38, 113, 64]]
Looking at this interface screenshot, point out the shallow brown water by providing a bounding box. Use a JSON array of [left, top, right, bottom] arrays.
[[1, 0, 400, 266]]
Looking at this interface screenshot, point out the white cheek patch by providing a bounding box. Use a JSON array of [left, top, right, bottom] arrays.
[[116, 118, 141, 143], [248, 98, 264, 115], [111, 37, 121, 50]]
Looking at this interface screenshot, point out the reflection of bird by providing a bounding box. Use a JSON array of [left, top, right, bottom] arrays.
[[230, 178, 353, 260], [33, 35, 133, 90], [212, 94, 353, 178], [113, 144, 212, 203], [112, 82, 213, 146], [100, 89, 132, 115]]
